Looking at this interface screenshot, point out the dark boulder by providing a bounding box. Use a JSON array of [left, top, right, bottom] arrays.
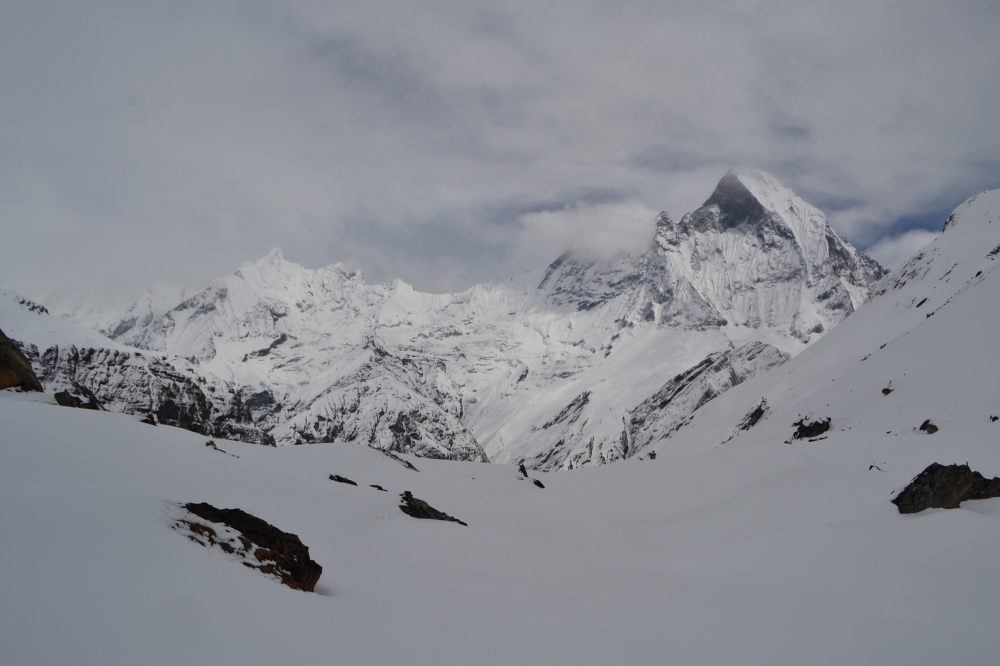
[[183, 502, 323, 592], [740, 399, 767, 430], [329, 474, 357, 486], [399, 491, 467, 526], [54, 384, 103, 410], [0, 328, 42, 392], [962, 471, 1000, 502], [792, 417, 831, 440], [892, 463, 1000, 514], [533, 479, 545, 488], [919, 419, 939, 434]]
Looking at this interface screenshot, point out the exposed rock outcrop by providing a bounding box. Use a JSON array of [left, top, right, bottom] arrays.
[[918, 419, 939, 434], [329, 474, 357, 486], [399, 491, 467, 526], [792, 417, 831, 440], [0, 327, 42, 392], [181, 502, 323, 592], [54, 385, 102, 410], [19, 343, 273, 445], [892, 463, 1000, 514]]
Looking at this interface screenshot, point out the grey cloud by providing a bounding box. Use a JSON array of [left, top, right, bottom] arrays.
[[1, 0, 998, 301], [866, 229, 941, 270]]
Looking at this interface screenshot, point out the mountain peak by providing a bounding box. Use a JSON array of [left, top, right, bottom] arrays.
[[262, 247, 286, 264], [700, 168, 770, 230]]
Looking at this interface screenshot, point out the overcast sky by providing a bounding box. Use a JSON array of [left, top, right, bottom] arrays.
[[3, 0, 999, 301]]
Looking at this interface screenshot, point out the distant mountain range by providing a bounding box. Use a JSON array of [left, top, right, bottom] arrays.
[[9, 169, 888, 468]]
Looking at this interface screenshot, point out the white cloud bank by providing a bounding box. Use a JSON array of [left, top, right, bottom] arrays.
[[866, 229, 941, 270], [0, 1, 998, 298], [517, 200, 660, 267]]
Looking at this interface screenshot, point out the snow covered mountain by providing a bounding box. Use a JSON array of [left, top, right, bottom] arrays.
[[2, 186, 998, 666], [648, 185, 1000, 459], [18, 170, 885, 467], [539, 169, 884, 339], [47, 283, 195, 340], [0, 292, 273, 445]]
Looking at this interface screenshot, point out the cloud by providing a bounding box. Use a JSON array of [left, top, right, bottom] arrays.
[[0, 1, 998, 300], [865, 230, 941, 270], [517, 200, 660, 267]]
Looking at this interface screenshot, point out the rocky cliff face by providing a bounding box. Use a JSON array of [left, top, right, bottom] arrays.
[[17, 341, 274, 445], [27, 170, 884, 468]]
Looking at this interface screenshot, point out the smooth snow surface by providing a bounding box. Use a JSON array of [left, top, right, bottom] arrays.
[[2, 189, 998, 665]]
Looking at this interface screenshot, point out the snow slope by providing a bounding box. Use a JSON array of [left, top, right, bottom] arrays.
[[1, 189, 997, 665], [654, 188, 1000, 459]]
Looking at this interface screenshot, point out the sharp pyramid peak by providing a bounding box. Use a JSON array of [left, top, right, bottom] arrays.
[[243, 248, 304, 273], [262, 247, 286, 264], [231, 248, 310, 291], [697, 168, 771, 229], [691, 168, 829, 237], [703, 168, 793, 210]]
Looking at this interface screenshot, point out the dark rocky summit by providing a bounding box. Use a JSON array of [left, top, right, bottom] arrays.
[[892, 463, 1000, 514], [399, 491, 467, 526], [0, 328, 43, 392], [183, 502, 323, 592]]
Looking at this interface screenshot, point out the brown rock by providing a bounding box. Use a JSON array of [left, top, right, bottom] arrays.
[[183, 502, 323, 592], [0, 328, 42, 392]]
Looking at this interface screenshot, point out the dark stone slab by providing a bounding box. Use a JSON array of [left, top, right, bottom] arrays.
[[792, 417, 831, 440], [399, 491, 467, 526], [329, 474, 357, 486], [183, 502, 323, 592]]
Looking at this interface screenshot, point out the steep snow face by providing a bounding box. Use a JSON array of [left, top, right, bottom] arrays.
[[661, 187, 1000, 459], [35, 172, 886, 467], [656, 169, 885, 340]]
